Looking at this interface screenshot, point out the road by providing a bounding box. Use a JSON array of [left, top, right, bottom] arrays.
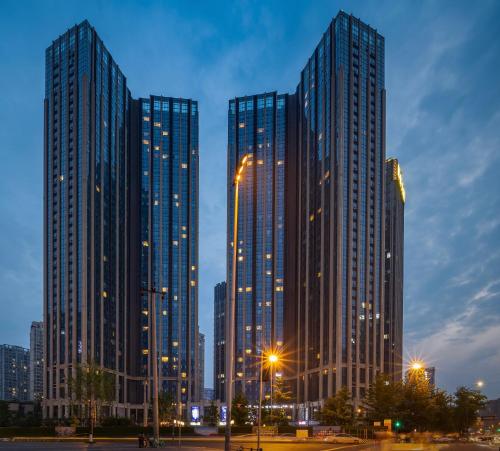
[[0, 441, 497, 451]]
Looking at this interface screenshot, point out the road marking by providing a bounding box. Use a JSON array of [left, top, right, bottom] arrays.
[[322, 444, 364, 451]]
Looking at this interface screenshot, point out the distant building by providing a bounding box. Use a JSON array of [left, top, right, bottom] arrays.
[[0, 345, 29, 401], [227, 93, 289, 403], [203, 388, 215, 401], [384, 159, 405, 381], [29, 322, 44, 400], [198, 333, 205, 400], [213, 281, 226, 401]]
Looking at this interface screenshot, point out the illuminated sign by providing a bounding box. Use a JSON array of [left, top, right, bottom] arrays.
[[191, 405, 200, 423]]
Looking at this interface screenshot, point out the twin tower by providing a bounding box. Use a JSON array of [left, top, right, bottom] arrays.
[[43, 12, 404, 421]]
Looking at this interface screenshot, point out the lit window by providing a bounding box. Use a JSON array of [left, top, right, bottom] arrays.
[[154, 200, 159, 206], [59, 175, 64, 182], [181, 163, 188, 169], [162, 310, 167, 316], [275, 287, 283, 292], [182, 233, 187, 239], [266, 254, 272, 259], [143, 139, 149, 145], [142, 241, 149, 247], [190, 280, 196, 287], [162, 287, 167, 293], [142, 310, 149, 316], [277, 160, 284, 166], [181, 387, 186, 393], [239, 123, 245, 128], [246, 287, 252, 292], [143, 116, 150, 121], [102, 291, 107, 298], [238, 256, 244, 261], [154, 146, 160, 151], [142, 349, 149, 355], [96, 185, 101, 192], [238, 287, 243, 292], [154, 122, 161, 127], [191, 265, 196, 271], [161, 356, 169, 362], [236, 372, 243, 377], [245, 349, 251, 354], [173, 240, 178, 246], [245, 326, 252, 331], [173, 341, 178, 347], [182, 372, 187, 378], [162, 154, 168, 159], [162, 131, 169, 136]]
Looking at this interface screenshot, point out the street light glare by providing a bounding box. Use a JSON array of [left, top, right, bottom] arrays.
[[268, 354, 279, 363], [410, 360, 423, 370], [476, 380, 484, 388]]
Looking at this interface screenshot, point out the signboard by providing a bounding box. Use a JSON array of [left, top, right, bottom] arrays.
[[220, 406, 227, 424], [383, 419, 392, 432], [191, 405, 200, 423]]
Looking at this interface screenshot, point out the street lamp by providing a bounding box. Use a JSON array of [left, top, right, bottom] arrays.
[[141, 287, 166, 447], [225, 154, 250, 451], [257, 351, 280, 451], [476, 380, 484, 389]]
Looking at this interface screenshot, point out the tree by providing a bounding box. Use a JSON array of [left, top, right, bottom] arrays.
[[158, 391, 176, 425], [318, 386, 354, 427], [232, 392, 249, 426], [363, 374, 403, 423], [67, 361, 115, 443], [265, 376, 293, 426], [399, 368, 435, 431], [0, 401, 10, 427], [429, 389, 454, 433], [205, 400, 219, 426], [453, 386, 486, 434]]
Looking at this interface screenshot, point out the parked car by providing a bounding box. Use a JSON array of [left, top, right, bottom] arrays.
[[323, 433, 363, 444]]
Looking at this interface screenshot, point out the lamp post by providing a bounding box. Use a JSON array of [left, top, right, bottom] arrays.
[[141, 287, 165, 446], [225, 154, 249, 451], [257, 352, 278, 451]]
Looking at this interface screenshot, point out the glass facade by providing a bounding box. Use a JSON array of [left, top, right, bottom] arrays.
[[30, 321, 44, 400], [138, 96, 199, 406], [44, 20, 129, 417], [384, 158, 405, 381], [227, 93, 287, 402], [213, 281, 226, 401], [0, 345, 30, 402], [285, 11, 387, 404]]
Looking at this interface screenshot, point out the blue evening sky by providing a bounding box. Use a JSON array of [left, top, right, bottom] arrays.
[[0, 0, 499, 398]]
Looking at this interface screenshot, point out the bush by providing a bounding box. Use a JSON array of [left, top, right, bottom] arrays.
[[100, 416, 132, 427], [0, 427, 56, 437]]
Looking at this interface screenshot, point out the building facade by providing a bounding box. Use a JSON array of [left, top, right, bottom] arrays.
[[227, 93, 289, 402], [43, 20, 130, 418], [384, 158, 404, 381], [29, 322, 44, 400], [44, 21, 200, 419], [284, 11, 387, 407], [133, 95, 199, 409], [213, 281, 226, 401], [198, 333, 205, 398], [0, 345, 30, 401]]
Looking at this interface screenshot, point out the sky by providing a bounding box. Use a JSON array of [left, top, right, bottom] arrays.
[[0, 0, 499, 399]]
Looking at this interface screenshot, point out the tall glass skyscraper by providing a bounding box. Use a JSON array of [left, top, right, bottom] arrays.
[[30, 322, 44, 400], [43, 20, 129, 418], [213, 281, 226, 401], [226, 93, 288, 402], [133, 96, 199, 408], [44, 22, 200, 419], [286, 11, 387, 406], [384, 158, 405, 381]]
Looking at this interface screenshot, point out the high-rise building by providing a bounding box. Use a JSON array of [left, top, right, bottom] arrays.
[[0, 345, 30, 401], [226, 93, 289, 402], [131, 95, 199, 411], [29, 322, 44, 400], [43, 20, 130, 418], [213, 281, 226, 401], [44, 21, 200, 419], [384, 159, 405, 381], [284, 11, 387, 406], [198, 333, 205, 398]]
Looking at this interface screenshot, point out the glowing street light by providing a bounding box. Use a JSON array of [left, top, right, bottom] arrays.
[[476, 380, 484, 388], [268, 354, 279, 364]]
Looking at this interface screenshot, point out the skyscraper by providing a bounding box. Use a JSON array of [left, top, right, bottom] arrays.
[[384, 158, 405, 381], [30, 322, 44, 400], [226, 93, 289, 402], [131, 95, 199, 410], [198, 333, 205, 397], [44, 20, 130, 418], [284, 11, 387, 407], [213, 281, 226, 401], [0, 345, 29, 401], [44, 21, 200, 419]]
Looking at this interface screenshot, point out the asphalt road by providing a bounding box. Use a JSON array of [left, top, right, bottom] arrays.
[[0, 441, 497, 451]]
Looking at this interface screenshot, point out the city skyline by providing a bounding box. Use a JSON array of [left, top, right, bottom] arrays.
[[0, 0, 499, 399]]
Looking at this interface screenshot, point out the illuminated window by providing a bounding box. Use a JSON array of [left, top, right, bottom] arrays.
[[239, 123, 245, 128], [143, 139, 149, 145], [191, 265, 196, 271], [245, 287, 252, 292], [161, 356, 169, 362], [142, 310, 149, 316], [162, 131, 169, 136], [173, 240, 178, 246], [190, 280, 196, 287], [238, 256, 244, 261], [181, 163, 188, 169], [154, 122, 161, 127], [181, 372, 187, 378], [142, 349, 149, 355], [142, 241, 149, 247], [102, 291, 107, 298], [245, 349, 251, 354], [173, 341, 178, 347], [143, 116, 150, 121], [265, 254, 272, 259], [162, 310, 167, 316], [59, 175, 64, 182], [236, 372, 243, 377]]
